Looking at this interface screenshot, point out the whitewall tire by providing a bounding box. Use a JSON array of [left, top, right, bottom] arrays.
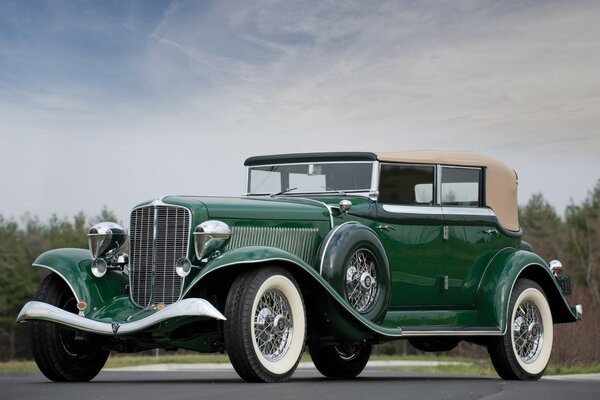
[[225, 267, 306, 382], [488, 279, 553, 380]]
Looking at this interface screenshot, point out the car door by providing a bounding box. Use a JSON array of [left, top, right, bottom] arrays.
[[439, 166, 497, 306], [375, 163, 447, 308]]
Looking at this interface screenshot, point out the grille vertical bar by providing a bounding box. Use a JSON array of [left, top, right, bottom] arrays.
[[129, 205, 190, 307]]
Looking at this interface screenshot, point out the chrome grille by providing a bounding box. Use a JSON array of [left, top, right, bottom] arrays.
[[129, 205, 190, 307], [224, 226, 319, 265]]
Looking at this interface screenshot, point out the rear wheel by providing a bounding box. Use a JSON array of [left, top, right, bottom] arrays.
[[309, 343, 372, 378], [225, 267, 306, 382], [29, 273, 109, 382], [488, 279, 553, 380]]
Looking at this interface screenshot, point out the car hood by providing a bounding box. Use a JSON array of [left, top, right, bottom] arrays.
[[162, 195, 332, 222]]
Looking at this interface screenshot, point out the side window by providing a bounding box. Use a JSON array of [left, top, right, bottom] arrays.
[[441, 167, 482, 207], [379, 164, 435, 205]]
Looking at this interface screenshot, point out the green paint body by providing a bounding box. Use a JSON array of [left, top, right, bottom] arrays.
[[26, 154, 579, 353]]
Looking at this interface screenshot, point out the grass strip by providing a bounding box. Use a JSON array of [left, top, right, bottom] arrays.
[[2, 354, 599, 376]]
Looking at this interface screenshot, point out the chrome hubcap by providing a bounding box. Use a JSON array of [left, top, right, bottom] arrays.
[[254, 289, 293, 361], [345, 249, 378, 313], [513, 300, 544, 363]]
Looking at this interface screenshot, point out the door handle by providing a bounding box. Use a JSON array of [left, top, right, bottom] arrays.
[[377, 225, 397, 231], [484, 228, 498, 236]]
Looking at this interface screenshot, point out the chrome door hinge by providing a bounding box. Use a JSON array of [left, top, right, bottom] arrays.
[[443, 225, 449, 240]]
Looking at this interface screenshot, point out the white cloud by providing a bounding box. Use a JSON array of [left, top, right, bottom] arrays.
[[0, 0, 599, 223]]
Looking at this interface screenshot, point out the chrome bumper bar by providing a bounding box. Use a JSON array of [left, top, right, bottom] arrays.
[[16, 298, 226, 336]]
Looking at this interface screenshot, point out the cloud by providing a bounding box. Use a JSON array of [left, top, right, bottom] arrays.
[[134, 1, 600, 143], [0, 0, 598, 222]]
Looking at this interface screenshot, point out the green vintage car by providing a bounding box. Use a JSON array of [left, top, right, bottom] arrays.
[[17, 150, 581, 382]]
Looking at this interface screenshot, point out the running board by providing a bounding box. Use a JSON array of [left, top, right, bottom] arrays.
[[400, 327, 502, 337]]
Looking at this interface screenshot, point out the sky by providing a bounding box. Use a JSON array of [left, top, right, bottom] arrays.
[[1, 0, 599, 225]]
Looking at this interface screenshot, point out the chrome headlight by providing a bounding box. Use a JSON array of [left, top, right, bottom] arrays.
[[193, 220, 231, 260], [87, 222, 126, 260]]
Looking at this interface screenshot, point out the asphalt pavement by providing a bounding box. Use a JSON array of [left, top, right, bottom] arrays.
[[2, 367, 599, 400]]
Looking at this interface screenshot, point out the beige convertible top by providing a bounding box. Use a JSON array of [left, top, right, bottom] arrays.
[[376, 150, 520, 232]]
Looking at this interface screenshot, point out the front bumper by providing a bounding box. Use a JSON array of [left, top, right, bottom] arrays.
[[16, 298, 226, 336]]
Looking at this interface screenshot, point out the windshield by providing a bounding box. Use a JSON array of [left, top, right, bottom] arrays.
[[247, 162, 374, 195]]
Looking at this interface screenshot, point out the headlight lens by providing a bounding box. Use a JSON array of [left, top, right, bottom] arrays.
[[193, 220, 231, 260], [87, 222, 126, 260]]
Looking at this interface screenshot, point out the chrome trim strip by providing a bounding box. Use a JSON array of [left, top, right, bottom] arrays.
[[370, 161, 380, 200], [436, 164, 442, 205], [16, 299, 226, 335], [381, 204, 496, 217], [32, 264, 80, 303], [292, 197, 334, 228], [382, 205, 444, 215], [319, 221, 356, 275], [441, 207, 495, 216], [402, 329, 502, 337]]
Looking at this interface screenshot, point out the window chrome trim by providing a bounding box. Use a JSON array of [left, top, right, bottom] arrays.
[[246, 161, 377, 196], [378, 162, 437, 206], [441, 207, 495, 216], [370, 161, 380, 200], [436, 165, 442, 205], [439, 165, 484, 207]]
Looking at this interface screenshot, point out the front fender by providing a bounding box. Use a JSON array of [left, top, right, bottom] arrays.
[[33, 248, 128, 311], [182, 246, 401, 339], [476, 249, 579, 333]]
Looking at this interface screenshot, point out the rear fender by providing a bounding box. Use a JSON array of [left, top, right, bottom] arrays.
[[33, 248, 129, 311], [476, 249, 579, 332]]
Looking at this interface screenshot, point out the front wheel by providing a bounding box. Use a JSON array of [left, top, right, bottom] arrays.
[[29, 273, 109, 382], [309, 343, 372, 378], [225, 266, 306, 382], [487, 279, 553, 380]]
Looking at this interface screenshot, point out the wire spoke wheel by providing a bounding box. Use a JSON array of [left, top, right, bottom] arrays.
[[225, 267, 306, 383], [253, 289, 293, 362], [512, 300, 544, 363], [345, 249, 378, 313], [488, 279, 553, 380]]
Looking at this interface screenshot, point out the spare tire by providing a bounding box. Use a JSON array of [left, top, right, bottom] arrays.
[[319, 222, 390, 322]]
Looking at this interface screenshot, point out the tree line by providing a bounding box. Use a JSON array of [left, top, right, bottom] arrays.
[[0, 183, 598, 364]]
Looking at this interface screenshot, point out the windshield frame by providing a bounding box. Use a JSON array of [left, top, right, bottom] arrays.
[[245, 161, 379, 198]]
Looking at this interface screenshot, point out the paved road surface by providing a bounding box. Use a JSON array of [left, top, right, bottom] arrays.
[[2, 369, 599, 400]]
